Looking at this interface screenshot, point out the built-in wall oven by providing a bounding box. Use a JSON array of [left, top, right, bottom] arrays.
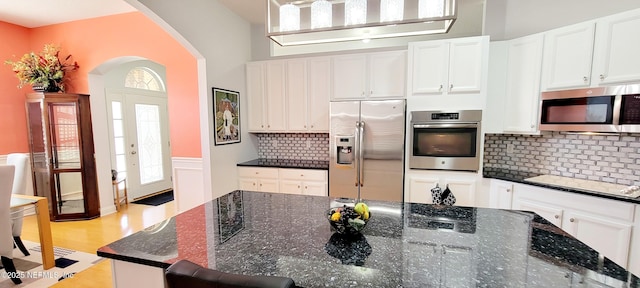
[[409, 110, 482, 172]]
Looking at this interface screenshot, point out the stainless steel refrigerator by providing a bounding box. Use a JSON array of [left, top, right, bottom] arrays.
[[329, 99, 405, 202]]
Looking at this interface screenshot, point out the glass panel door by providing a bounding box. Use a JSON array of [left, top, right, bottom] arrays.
[[48, 102, 85, 215], [135, 104, 164, 185]]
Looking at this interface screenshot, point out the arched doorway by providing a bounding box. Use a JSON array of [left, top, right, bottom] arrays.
[[103, 60, 173, 200]]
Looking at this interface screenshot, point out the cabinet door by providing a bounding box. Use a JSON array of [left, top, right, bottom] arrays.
[[279, 180, 302, 194], [265, 61, 287, 131], [503, 34, 544, 133], [238, 178, 258, 191], [407, 176, 439, 204], [307, 57, 331, 132], [410, 41, 449, 94], [592, 9, 640, 85], [443, 178, 476, 207], [303, 181, 327, 196], [562, 210, 632, 267], [259, 179, 280, 193], [246, 62, 266, 131], [332, 54, 367, 99], [286, 59, 308, 132], [368, 51, 406, 98], [404, 242, 441, 286], [489, 180, 513, 209], [512, 198, 563, 227], [448, 37, 486, 94], [542, 22, 595, 90]]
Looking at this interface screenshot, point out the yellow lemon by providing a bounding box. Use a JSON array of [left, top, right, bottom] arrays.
[[330, 212, 341, 222]]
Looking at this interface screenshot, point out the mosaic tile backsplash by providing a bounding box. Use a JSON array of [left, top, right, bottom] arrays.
[[257, 133, 329, 161], [484, 132, 640, 186]]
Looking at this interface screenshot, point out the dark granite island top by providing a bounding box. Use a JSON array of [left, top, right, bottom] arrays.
[[98, 191, 639, 287]]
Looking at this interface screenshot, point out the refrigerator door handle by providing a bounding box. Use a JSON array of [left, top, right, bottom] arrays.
[[359, 121, 365, 187], [354, 122, 360, 187]]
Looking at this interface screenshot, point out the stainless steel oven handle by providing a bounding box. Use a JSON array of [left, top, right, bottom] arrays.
[[354, 122, 360, 187], [413, 123, 479, 129], [359, 121, 365, 188]]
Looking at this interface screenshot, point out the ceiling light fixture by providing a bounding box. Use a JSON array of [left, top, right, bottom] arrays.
[[311, 0, 333, 29], [266, 0, 457, 46], [380, 0, 404, 22], [279, 3, 300, 32]]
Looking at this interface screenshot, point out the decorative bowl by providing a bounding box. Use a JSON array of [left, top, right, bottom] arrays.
[[326, 205, 371, 235]]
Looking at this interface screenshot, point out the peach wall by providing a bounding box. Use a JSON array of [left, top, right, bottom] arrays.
[[1, 12, 200, 157], [0, 21, 31, 154]]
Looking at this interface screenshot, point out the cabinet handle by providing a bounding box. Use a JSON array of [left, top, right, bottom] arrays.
[[261, 125, 264, 128], [260, 183, 263, 187], [311, 125, 314, 128], [252, 183, 256, 186], [305, 186, 308, 189], [600, 74, 605, 81], [569, 218, 575, 222], [268, 125, 270, 128], [304, 125, 306, 128], [370, 90, 373, 96], [530, 125, 534, 128], [300, 174, 304, 177], [449, 84, 453, 90], [583, 76, 588, 82], [297, 185, 300, 188], [506, 189, 511, 192], [361, 91, 365, 97], [554, 215, 559, 219], [439, 84, 443, 91]]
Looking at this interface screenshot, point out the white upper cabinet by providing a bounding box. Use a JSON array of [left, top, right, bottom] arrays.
[[286, 59, 308, 132], [503, 34, 544, 133], [542, 8, 640, 90], [246, 62, 266, 132], [246, 61, 286, 132], [409, 36, 488, 96], [307, 57, 331, 132], [592, 8, 640, 86], [368, 51, 407, 98], [541, 22, 596, 90], [265, 61, 287, 131], [332, 50, 406, 100], [246, 57, 331, 133]]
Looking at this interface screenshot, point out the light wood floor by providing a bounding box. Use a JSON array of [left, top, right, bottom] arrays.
[[20, 201, 177, 288]]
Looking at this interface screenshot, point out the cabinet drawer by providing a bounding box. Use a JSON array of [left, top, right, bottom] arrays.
[[237, 167, 279, 179], [279, 169, 326, 181]]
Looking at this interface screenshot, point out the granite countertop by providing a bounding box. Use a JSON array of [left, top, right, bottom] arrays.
[[98, 191, 639, 287], [237, 158, 329, 170], [483, 167, 640, 205]]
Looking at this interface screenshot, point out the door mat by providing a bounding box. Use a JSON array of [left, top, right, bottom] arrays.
[[132, 190, 174, 206], [0, 240, 103, 287]]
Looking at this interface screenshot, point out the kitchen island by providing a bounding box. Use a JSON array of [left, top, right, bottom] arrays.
[[98, 191, 639, 287]]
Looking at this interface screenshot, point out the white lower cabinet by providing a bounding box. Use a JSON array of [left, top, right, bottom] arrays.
[[238, 167, 327, 196], [237, 167, 280, 193], [491, 179, 635, 269], [406, 170, 478, 207], [278, 168, 327, 196]]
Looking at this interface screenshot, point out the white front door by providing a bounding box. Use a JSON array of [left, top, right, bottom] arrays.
[[107, 90, 172, 200]]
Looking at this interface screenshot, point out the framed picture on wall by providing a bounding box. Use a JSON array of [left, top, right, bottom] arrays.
[[212, 87, 240, 145]]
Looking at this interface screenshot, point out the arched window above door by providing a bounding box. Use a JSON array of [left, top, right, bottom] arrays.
[[124, 67, 166, 91]]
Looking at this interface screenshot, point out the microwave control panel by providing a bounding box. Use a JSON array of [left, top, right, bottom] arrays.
[[621, 94, 640, 124]]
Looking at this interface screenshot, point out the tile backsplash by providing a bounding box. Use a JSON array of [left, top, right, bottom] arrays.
[[257, 133, 329, 161], [484, 132, 640, 186]]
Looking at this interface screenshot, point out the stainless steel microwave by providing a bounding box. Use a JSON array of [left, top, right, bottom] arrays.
[[539, 84, 640, 133]]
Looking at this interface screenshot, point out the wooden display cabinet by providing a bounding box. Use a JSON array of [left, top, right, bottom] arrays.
[[25, 92, 99, 221]]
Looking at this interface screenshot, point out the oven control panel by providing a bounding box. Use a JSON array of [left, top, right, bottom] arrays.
[[431, 112, 460, 120]]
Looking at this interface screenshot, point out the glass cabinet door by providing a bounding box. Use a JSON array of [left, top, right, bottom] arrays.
[[26, 101, 52, 211], [48, 101, 86, 215]]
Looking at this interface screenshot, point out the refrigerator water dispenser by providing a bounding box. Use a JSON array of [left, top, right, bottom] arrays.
[[336, 136, 354, 165]]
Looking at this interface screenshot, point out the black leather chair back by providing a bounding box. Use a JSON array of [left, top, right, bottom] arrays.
[[165, 259, 296, 288]]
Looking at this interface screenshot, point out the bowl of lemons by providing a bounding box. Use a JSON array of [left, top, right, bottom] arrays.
[[327, 202, 371, 235]]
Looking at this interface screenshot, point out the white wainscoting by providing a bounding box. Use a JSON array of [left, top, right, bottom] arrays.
[[172, 157, 204, 213]]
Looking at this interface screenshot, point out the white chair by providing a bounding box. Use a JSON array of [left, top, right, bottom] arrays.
[[0, 164, 22, 284], [7, 154, 30, 257]]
